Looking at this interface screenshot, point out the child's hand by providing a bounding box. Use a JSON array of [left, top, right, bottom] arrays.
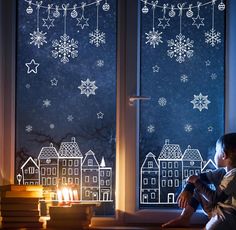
[[177, 191, 192, 209], [187, 175, 199, 184]]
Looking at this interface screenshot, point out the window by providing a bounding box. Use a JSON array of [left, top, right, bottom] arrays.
[[47, 168, 51, 176], [41, 168, 45, 175], [68, 168, 73, 175], [148, 161, 153, 168], [106, 180, 110, 186], [168, 162, 172, 169], [151, 192, 155, 199], [162, 180, 166, 187], [101, 180, 104, 186], [162, 162, 167, 169], [100, 171, 104, 177], [174, 162, 178, 168], [74, 160, 79, 167], [74, 168, 78, 175], [62, 168, 66, 175], [93, 176, 97, 183], [162, 171, 166, 177], [174, 170, 179, 177], [52, 167, 56, 175], [28, 167, 34, 174], [168, 171, 172, 177], [85, 176, 89, 183], [143, 178, 148, 185], [68, 160, 73, 167], [151, 178, 156, 185], [63, 160, 67, 167], [106, 171, 110, 176], [88, 159, 93, 166], [75, 178, 79, 185]]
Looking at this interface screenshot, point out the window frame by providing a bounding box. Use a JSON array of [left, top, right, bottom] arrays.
[[0, 0, 236, 226]]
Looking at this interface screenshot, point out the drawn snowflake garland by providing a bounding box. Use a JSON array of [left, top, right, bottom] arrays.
[[190, 93, 211, 112], [167, 33, 194, 63], [205, 28, 221, 47], [78, 78, 98, 97], [89, 29, 106, 47], [52, 34, 78, 64], [30, 29, 47, 48], [145, 29, 163, 48]]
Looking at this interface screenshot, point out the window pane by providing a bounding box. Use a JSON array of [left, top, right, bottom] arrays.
[[16, 0, 116, 216], [139, 0, 225, 208]]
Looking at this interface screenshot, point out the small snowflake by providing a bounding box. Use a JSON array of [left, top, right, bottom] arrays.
[[30, 29, 47, 48], [49, 124, 55, 129], [147, 125, 155, 133], [96, 59, 104, 67], [89, 29, 106, 47], [190, 93, 211, 112], [145, 29, 163, 48], [167, 33, 194, 63], [51, 78, 58, 86], [205, 29, 221, 47], [210, 73, 217, 80], [152, 65, 160, 73], [25, 125, 33, 133], [67, 115, 74, 122], [78, 78, 98, 97], [43, 99, 51, 107], [180, 74, 189, 83], [25, 84, 31, 89], [158, 97, 167, 107], [205, 60, 211, 66], [184, 124, 193, 132], [52, 34, 78, 64]]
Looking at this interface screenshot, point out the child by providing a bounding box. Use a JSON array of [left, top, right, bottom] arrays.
[[162, 133, 236, 230]]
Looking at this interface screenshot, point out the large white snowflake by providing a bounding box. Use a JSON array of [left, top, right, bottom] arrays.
[[205, 29, 221, 47], [89, 29, 106, 47], [30, 29, 47, 48], [145, 29, 163, 48], [190, 93, 211, 112], [167, 33, 194, 63], [52, 34, 78, 64], [78, 78, 98, 97]]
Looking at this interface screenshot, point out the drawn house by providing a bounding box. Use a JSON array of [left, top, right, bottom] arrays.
[[140, 152, 159, 204], [38, 143, 59, 186], [81, 150, 100, 200], [182, 145, 203, 184], [158, 140, 182, 204], [99, 157, 112, 201], [58, 137, 83, 187], [201, 159, 217, 173], [21, 157, 39, 185]]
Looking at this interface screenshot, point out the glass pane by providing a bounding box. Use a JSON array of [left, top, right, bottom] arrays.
[[139, 0, 225, 208], [16, 0, 116, 216]]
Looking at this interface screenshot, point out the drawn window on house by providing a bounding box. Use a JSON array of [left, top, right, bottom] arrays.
[[151, 192, 155, 199], [100, 171, 104, 177], [151, 178, 156, 185], [162, 180, 166, 187], [74, 168, 79, 175], [106, 180, 110, 186], [101, 180, 104, 186], [47, 168, 51, 175], [68, 168, 73, 175], [16, 0, 117, 216], [175, 179, 179, 187], [52, 167, 56, 175], [85, 176, 89, 183], [143, 178, 148, 185], [47, 177, 51, 185], [62, 177, 66, 184], [75, 178, 79, 185], [41, 168, 45, 176], [162, 170, 166, 177], [148, 161, 153, 168], [168, 170, 172, 177], [195, 170, 200, 175], [93, 176, 97, 183], [85, 191, 90, 197], [24, 169, 28, 174], [68, 178, 73, 183], [139, 0, 225, 210], [88, 159, 93, 166], [106, 171, 110, 176], [52, 178, 57, 185], [28, 167, 34, 174], [62, 168, 66, 175]]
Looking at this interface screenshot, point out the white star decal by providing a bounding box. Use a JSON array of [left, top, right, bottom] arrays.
[[76, 15, 89, 30], [190, 93, 211, 112], [25, 59, 40, 74], [158, 16, 170, 29], [152, 65, 160, 73], [97, 112, 104, 119], [192, 15, 205, 29], [50, 78, 58, 86], [42, 16, 55, 29]]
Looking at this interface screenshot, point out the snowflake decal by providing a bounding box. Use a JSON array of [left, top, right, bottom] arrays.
[[52, 34, 78, 64], [190, 93, 211, 112], [184, 124, 193, 132], [49, 124, 55, 129], [210, 73, 217, 80], [67, 115, 74, 122], [30, 29, 47, 48], [205, 29, 221, 47], [145, 29, 163, 48], [78, 78, 98, 98], [208, 126, 214, 132], [25, 125, 33, 133], [147, 125, 155, 133], [89, 29, 106, 47], [97, 112, 104, 119], [180, 74, 189, 83], [43, 99, 51, 108], [96, 59, 104, 67], [167, 33, 194, 63], [158, 97, 167, 107]]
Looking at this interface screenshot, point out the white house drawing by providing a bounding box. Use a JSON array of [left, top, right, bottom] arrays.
[[140, 139, 217, 205], [18, 137, 113, 203]]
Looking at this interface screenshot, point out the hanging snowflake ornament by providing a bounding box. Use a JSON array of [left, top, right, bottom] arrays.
[[89, 29, 106, 47], [190, 93, 211, 112], [52, 34, 78, 64], [71, 4, 78, 18], [145, 29, 163, 48], [158, 4, 170, 29], [78, 78, 98, 98], [42, 4, 55, 30], [205, 28, 221, 47], [192, 2, 205, 29], [167, 33, 194, 63]]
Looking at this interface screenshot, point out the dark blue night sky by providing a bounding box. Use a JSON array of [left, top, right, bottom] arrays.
[[139, 0, 225, 207]]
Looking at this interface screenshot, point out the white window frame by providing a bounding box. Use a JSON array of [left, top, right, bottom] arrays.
[[88, 159, 93, 166], [1, 0, 236, 226]]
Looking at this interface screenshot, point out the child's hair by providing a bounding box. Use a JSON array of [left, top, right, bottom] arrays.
[[217, 133, 236, 167]]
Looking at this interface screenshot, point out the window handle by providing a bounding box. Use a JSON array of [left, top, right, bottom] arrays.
[[129, 96, 151, 106]]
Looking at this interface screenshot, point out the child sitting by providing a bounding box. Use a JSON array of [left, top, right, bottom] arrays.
[[162, 133, 236, 230]]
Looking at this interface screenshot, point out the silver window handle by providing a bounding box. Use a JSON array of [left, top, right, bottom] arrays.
[[129, 96, 151, 106]]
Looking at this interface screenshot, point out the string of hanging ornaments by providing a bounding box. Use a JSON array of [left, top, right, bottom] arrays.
[[24, 0, 110, 64], [141, 0, 225, 63]]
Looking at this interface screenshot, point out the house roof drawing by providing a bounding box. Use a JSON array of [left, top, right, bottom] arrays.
[[142, 152, 159, 170], [158, 139, 182, 160], [82, 150, 99, 167], [58, 137, 83, 158], [38, 143, 59, 159], [182, 145, 203, 161], [201, 159, 217, 172], [100, 157, 106, 167], [21, 156, 39, 169]]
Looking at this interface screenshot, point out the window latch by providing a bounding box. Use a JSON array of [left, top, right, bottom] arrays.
[[129, 96, 151, 106]]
